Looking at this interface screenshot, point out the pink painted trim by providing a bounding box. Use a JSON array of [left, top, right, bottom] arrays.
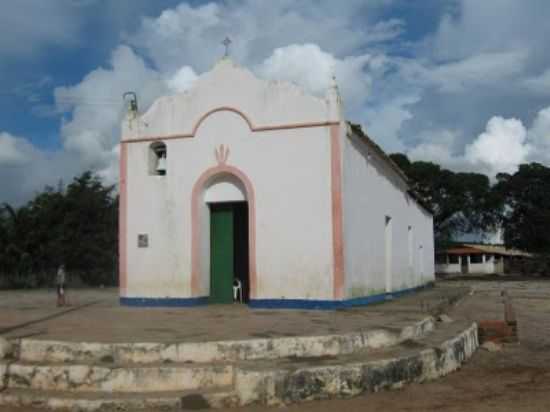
[[193, 107, 254, 135], [119, 143, 128, 297], [330, 124, 345, 300], [122, 107, 339, 143], [191, 165, 257, 299]]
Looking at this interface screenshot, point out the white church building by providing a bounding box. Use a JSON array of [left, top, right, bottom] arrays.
[[118, 58, 435, 309]]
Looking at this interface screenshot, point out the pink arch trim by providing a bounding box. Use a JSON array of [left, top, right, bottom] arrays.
[[193, 107, 254, 135], [191, 164, 257, 298], [122, 106, 339, 143]]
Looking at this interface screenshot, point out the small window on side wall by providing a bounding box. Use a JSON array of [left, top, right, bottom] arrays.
[[149, 141, 167, 176]]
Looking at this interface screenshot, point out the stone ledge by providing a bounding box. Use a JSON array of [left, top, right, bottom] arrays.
[[0, 387, 239, 411], [234, 323, 478, 406], [15, 317, 435, 365], [0, 323, 478, 410], [4, 363, 232, 393]]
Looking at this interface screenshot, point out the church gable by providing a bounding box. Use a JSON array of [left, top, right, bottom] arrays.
[[123, 59, 339, 140]]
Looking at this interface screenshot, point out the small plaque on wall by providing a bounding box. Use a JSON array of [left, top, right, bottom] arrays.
[[138, 234, 149, 248]]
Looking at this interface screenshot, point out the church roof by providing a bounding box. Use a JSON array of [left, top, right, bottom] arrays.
[[348, 122, 409, 183], [439, 243, 531, 257], [347, 122, 433, 215]]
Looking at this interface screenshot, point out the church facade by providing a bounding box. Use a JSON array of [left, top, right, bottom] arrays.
[[119, 59, 434, 308]]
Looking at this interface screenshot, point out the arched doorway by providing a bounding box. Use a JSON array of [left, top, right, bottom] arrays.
[[191, 166, 256, 304], [205, 175, 249, 303]]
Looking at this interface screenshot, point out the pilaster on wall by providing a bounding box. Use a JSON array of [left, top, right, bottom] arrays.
[[119, 143, 128, 297], [330, 124, 345, 300]]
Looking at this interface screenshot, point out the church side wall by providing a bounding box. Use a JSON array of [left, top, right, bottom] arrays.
[[123, 111, 334, 300], [341, 130, 435, 300]]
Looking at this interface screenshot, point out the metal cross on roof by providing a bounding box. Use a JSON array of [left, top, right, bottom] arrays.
[[222, 37, 231, 57]]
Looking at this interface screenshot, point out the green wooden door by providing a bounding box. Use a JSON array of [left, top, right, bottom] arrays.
[[210, 204, 234, 304]]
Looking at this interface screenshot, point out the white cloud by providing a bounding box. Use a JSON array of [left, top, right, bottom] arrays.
[[465, 116, 530, 175], [364, 19, 404, 44], [393, 0, 550, 172], [130, 0, 395, 73], [409, 117, 531, 178], [426, 51, 527, 93], [408, 129, 464, 168], [166, 66, 199, 93], [257, 44, 338, 96], [96, 144, 121, 186], [256, 44, 374, 112], [407, 107, 550, 179], [0, 133, 83, 205], [131, 2, 223, 73], [363, 95, 419, 153], [54, 45, 168, 175], [0, 133, 30, 165]]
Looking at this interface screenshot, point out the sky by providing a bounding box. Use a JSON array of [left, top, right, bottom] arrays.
[[1, 0, 549, 205]]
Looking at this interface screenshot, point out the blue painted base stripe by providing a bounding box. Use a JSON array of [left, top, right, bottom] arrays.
[[249, 282, 434, 310], [120, 296, 208, 307], [248, 299, 342, 310], [119, 282, 434, 309]]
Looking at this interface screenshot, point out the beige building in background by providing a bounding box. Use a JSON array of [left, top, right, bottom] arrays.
[[436, 243, 531, 275]]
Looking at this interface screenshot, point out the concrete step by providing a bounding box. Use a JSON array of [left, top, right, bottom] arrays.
[[0, 321, 478, 410], [0, 387, 239, 411], [14, 316, 435, 365], [2, 362, 233, 393], [233, 321, 478, 406]]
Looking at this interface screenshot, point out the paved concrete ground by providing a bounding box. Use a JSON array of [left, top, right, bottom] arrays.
[[0, 286, 460, 343]]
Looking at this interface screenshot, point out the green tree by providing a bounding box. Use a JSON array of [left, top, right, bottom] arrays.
[[25, 185, 67, 284], [61, 172, 118, 286], [0, 171, 118, 288], [0, 203, 34, 287], [494, 163, 550, 254], [390, 154, 501, 245]]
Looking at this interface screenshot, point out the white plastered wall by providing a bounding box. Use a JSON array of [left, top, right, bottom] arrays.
[[468, 255, 496, 274], [341, 128, 435, 299], [123, 60, 335, 300], [436, 254, 501, 275], [435, 263, 461, 274]]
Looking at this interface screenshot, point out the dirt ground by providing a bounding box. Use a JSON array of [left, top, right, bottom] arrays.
[[2, 278, 550, 411]]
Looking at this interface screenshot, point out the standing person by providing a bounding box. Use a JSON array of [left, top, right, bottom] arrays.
[[56, 265, 67, 307]]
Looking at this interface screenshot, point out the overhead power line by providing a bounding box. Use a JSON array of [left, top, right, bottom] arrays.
[[0, 91, 123, 105]]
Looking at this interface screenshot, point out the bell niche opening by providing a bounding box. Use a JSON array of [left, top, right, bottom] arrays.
[[149, 141, 167, 176]]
